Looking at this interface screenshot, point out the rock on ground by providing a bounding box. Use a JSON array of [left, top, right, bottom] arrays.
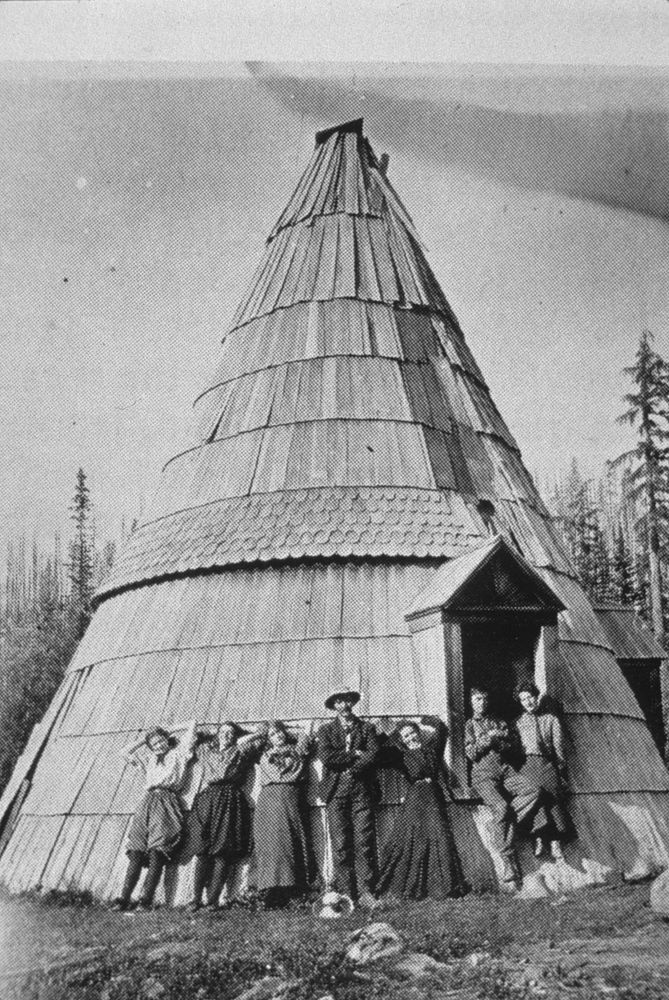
[[234, 976, 299, 1000], [650, 869, 669, 917], [345, 922, 404, 964], [146, 940, 201, 963], [392, 952, 448, 978]]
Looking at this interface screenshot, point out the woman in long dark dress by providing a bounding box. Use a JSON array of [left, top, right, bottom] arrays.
[[187, 722, 263, 911], [254, 720, 314, 906], [375, 717, 466, 901]]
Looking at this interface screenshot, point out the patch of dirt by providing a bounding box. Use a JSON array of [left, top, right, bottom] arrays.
[[500, 923, 669, 996]]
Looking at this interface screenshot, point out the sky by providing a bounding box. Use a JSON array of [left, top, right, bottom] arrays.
[[0, 1, 668, 552]]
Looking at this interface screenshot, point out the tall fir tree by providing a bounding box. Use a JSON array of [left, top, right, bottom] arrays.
[[68, 467, 95, 641], [0, 535, 75, 789], [0, 470, 120, 792], [612, 329, 669, 642]]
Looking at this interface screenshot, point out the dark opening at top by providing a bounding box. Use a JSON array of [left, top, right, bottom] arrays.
[[315, 118, 364, 146]]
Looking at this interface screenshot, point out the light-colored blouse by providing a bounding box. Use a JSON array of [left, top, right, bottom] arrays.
[[515, 711, 566, 771], [143, 738, 194, 791]]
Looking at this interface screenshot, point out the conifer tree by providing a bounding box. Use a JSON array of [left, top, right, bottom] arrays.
[[68, 467, 95, 641], [555, 459, 612, 603], [613, 330, 669, 642], [611, 524, 638, 606], [0, 476, 119, 792], [0, 536, 75, 789]]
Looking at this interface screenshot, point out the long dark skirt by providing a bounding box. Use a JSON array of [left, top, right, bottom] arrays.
[[506, 757, 571, 838], [126, 787, 185, 863], [375, 780, 465, 900], [186, 783, 252, 860], [254, 784, 313, 891]]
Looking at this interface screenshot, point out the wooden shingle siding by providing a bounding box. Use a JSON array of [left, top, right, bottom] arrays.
[[98, 489, 478, 597], [4, 120, 669, 900], [567, 716, 669, 793], [555, 642, 646, 718], [209, 301, 453, 388], [86, 563, 443, 669]]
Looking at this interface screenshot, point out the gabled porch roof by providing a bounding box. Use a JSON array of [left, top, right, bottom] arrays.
[[406, 533, 566, 620]]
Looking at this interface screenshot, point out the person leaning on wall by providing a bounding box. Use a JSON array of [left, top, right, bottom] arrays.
[[465, 688, 522, 885], [507, 679, 574, 861], [113, 719, 197, 911], [317, 689, 380, 908]]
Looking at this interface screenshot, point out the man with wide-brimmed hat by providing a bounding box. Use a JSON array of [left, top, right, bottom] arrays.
[[317, 689, 380, 907]]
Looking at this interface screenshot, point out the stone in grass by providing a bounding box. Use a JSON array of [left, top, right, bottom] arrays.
[[100, 975, 133, 1000], [143, 977, 166, 1000], [467, 951, 492, 967], [345, 922, 404, 965], [515, 872, 550, 900], [393, 952, 448, 978], [623, 856, 661, 885], [650, 868, 669, 918], [233, 976, 299, 1000], [146, 940, 200, 963]]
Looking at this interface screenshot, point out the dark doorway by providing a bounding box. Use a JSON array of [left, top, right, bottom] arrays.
[[619, 659, 666, 758], [461, 619, 540, 723]]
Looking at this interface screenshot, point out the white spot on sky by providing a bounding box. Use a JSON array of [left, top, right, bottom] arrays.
[[145, 179, 153, 189], [76, 177, 87, 191]]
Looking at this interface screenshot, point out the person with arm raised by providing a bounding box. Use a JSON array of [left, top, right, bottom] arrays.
[[112, 719, 197, 911], [375, 716, 467, 900], [186, 722, 265, 911]]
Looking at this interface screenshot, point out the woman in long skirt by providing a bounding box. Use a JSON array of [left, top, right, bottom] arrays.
[[187, 722, 263, 911], [375, 717, 466, 901], [254, 721, 314, 906], [113, 719, 197, 911], [509, 680, 573, 860]]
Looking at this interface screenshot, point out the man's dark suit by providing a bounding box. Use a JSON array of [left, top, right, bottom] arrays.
[[317, 715, 379, 897]]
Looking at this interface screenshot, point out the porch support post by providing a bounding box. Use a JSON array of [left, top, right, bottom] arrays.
[[442, 618, 467, 787], [535, 622, 560, 694], [407, 611, 466, 788]]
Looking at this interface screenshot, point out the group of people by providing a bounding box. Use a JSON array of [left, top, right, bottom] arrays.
[[112, 679, 573, 912]]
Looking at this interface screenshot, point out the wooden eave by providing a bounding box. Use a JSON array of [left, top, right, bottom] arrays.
[[594, 605, 666, 662]]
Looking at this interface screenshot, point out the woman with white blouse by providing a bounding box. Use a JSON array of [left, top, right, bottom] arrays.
[[112, 719, 197, 911]]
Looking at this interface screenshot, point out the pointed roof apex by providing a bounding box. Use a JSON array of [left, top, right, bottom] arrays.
[[315, 118, 363, 146], [405, 534, 566, 620]]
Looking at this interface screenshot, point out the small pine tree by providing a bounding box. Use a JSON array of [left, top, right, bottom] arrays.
[[68, 468, 95, 641]]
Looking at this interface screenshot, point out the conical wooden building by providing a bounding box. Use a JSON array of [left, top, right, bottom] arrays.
[[1, 119, 668, 899]]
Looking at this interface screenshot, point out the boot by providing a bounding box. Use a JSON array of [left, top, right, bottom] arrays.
[[138, 850, 165, 908], [206, 857, 229, 908], [550, 839, 565, 861], [501, 856, 521, 884]]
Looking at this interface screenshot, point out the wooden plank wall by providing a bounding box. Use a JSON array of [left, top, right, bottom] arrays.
[[6, 124, 669, 900]]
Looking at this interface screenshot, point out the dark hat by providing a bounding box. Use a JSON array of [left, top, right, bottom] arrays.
[[324, 689, 361, 711]]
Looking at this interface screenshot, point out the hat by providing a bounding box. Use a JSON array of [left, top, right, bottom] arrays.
[[324, 689, 361, 711]]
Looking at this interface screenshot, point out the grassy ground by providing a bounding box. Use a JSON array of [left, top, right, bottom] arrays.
[[1, 882, 668, 1000]]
